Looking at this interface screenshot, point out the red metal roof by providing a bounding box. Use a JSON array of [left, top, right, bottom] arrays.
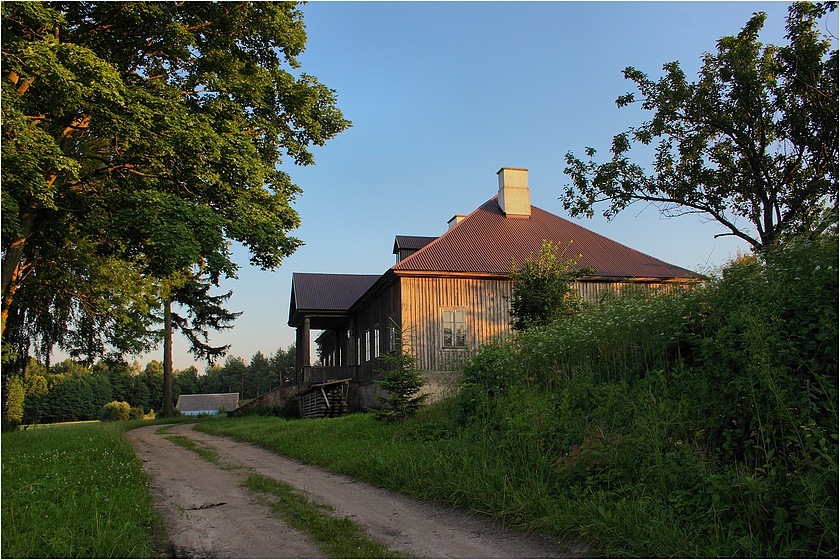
[[392, 198, 696, 279]]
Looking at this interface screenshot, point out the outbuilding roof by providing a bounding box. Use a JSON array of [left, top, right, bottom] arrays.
[[392, 198, 696, 279], [176, 393, 239, 413]]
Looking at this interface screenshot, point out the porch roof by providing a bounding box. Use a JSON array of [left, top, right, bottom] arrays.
[[288, 272, 380, 328]]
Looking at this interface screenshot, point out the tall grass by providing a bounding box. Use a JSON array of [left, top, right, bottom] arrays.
[[1, 421, 161, 558]]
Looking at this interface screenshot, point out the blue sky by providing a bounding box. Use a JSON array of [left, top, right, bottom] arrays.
[[149, 1, 816, 371]]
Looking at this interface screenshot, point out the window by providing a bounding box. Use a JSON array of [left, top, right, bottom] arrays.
[[356, 337, 361, 366], [442, 309, 467, 348], [388, 315, 397, 352], [374, 324, 380, 358], [365, 330, 371, 362]]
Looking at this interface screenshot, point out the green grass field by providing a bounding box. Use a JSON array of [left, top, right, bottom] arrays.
[[1, 421, 161, 558]]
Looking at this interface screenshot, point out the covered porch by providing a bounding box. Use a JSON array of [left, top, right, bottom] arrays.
[[288, 272, 380, 388]]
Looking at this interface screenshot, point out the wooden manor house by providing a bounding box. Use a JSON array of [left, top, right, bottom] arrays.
[[287, 167, 697, 411]]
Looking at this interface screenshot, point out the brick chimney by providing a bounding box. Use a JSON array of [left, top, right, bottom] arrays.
[[497, 167, 530, 218]]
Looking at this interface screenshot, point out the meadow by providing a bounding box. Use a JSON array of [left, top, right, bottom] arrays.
[[1, 421, 162, 558]]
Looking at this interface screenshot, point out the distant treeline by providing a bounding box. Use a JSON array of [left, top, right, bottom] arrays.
[[6, 346, 295, 425]]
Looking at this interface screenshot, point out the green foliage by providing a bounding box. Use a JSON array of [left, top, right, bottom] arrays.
[[16, 345, 293, 425], [375, 351, 429, 422], [508, 240, 594, 331], [6, 377, 24, 429], [100, 400, 131, 422], [1, 1, 350, 419], [1, 422, 161, 557], [455, 235, 839, 556], [25, 371, 113, 423], [563, 2, 838, 250]]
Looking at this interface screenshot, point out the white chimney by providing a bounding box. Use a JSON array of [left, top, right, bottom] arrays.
[[497, 167, 531, 217], [447, 215, 466, 229]]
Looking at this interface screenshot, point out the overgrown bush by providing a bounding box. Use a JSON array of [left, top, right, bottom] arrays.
[[452, 235, 838, 557], [128, 405, 145, 420], [100, 400, 131, 422]]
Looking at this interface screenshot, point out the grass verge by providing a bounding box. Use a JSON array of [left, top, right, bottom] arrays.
[[169, 429, 404, 558], [164, 434, 221, 465], [245, 473, 405, 559], [1, 421, 161, 558]]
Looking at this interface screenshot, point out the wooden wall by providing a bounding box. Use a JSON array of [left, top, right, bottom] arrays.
[[399, 276, 685, 372], [353, 280, 401, 381], [574, 280, 684, 302], [399, 276, 512, 372]]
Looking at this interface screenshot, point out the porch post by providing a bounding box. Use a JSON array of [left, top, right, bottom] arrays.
[[302, 316, 311, 367], [295, 324, 303, 369], [348, 324, 355, 367], [335, 329, 342, 366]]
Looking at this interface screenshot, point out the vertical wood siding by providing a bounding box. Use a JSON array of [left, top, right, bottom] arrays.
[[400, 276, 684, 371], [574, 280, 680, 302], [400, 277, 513, 371]]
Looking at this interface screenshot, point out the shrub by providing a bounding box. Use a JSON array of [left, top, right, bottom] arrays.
[[375, 351, 428, 422], [100, 400, 130, 422], [128, 405, 145, 420], [508, 240, 593, 330]]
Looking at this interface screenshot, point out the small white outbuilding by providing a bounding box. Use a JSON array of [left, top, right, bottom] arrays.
[[175, 393, 239, 416]]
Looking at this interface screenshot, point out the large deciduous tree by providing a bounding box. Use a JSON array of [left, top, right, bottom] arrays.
[[1, 2, 350, 420], [563, 2, 837, 251]]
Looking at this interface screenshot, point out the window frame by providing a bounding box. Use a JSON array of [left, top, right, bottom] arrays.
[[441, 308, 468, 349], [388, 315, 398, 353]]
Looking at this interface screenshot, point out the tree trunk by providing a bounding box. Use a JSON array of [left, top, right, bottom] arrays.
[[163, 298, 175, 418], [1, 211, 36, 337]]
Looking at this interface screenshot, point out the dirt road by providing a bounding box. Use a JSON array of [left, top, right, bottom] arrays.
[[127, 423, 588, 559]]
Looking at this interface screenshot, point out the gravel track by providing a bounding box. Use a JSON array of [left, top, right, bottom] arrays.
[[127, 423, 588, 559]]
